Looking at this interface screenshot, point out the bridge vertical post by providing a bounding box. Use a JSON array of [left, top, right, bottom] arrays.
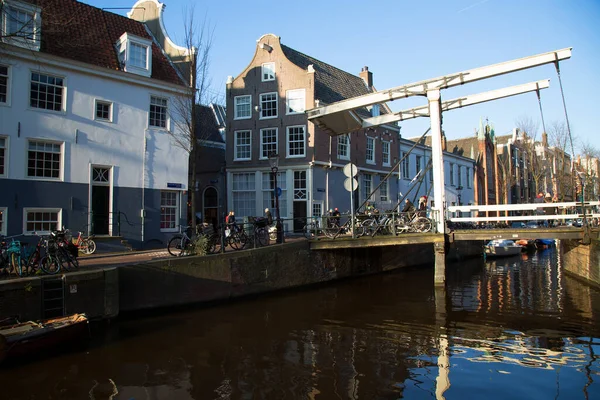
[[434, 241, 446, 285], [428, 90, 446, 235]]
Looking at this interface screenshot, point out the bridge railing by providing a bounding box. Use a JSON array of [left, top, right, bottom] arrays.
[[446, 201, 600, 223]]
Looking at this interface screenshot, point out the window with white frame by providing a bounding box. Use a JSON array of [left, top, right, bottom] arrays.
[[0, 64, 9, 104], [382, 141, 390, 166], [363, 174, 373, 201], [2, 1, 41, 51], [129, 42, 148, 69], [234, 95, 251, 120], [115, 32, 152, 77], [416, 155, 422, 175], [234, 130, 251, 161], [0, 137, 6, 177], [23, 208, 60, 234], [27, 140, 61, 179], [449, 163, 455, 186], [287, 125, 305, 157], [366, 137, 375, 164], [30, 72, 64, 111], [457, 165, 462, 187], [337, 135, 350, 160], [262, 172, 287, 217], [286, 89, 305, 114], [232, 173, 256, 218], [312, 203, 323, 223], [294, 170, 307, 200], [260, 92, 277, 119], [95, 100, 113, 122], [262, 62, 275, 81], [149, 96, 167, 128], [401, 152, 409, 179], [160, 191, 179, 231], [0, 208, 5, 235], [260, 128, 277, 159], [466, 167, 472, 188], [380, 177, 389, 202]]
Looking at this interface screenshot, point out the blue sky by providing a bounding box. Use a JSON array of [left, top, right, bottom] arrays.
[[87, 0, 599, 152]]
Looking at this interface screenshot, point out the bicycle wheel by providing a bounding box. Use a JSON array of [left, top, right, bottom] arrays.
[[82, 239, 96, 255], [40, 255, 61, 275], [27, 251, 42, 276], [413, 217, 432, 233], [10, 253, 25, 277], [229, 231, 248, 251], [256, 228, 269, 246], [303, 223, 316, 239], [323, 225, 339, 239], [167, 236, 184, 256], [64, 249, 80, 270]]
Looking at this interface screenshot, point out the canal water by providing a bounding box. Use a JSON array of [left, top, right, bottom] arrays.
[[2, 248, 600, 399]]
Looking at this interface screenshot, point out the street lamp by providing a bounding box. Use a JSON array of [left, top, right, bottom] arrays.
[[268, 152, 284, 244]]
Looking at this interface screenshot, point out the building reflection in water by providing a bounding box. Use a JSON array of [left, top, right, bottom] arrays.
[[1, 249, 600, 399]]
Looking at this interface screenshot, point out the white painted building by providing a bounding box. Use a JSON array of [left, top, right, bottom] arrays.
[[0, 0, 190, 247]]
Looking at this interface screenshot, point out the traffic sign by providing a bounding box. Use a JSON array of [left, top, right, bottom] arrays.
[[275, 187, 282, 197], [344, 178, 358, 192], [343, 163, 358, 178]]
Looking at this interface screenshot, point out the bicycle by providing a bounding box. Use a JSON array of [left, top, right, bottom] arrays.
[[395, 212, 433, 233], [248, 217, 270, 247], [303, 218, 321, 239], [72, 231, 96, 255], [323, 212, 366, 239], [167, 225, 198, 257]]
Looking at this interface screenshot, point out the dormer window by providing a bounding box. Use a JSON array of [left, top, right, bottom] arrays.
[[1, 0, 42, 51], [116, 32, 152, 78]]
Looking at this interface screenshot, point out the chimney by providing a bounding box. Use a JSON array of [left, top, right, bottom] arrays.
[[359, 66, 373, 88], [542, 132, 548, 147]]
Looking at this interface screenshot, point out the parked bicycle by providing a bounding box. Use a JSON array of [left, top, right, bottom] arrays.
[[167, 225, 198, 257], [72, 231, 96, 255], [303, 217, 321, 239]]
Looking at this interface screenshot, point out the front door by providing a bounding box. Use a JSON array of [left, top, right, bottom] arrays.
[[92, 186, 110, 234], [203, 187, 219, 229], [91, 166, 111, 235], [293, 201, 307, 232]]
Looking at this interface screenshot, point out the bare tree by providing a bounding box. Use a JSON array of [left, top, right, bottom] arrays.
[[169, 6, 214, 231], [547, 121, 576, 201], [496, 146, 515, 208], [514, 116, 548, 199]]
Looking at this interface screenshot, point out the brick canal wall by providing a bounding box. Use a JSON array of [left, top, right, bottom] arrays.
[[0, 239, 484, 320], [0, 268, 119, 321], [562, 239, 600, 289], [120, 240, 484, 313]]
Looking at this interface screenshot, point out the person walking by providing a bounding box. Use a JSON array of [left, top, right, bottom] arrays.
[[264, 208, 273, 226]]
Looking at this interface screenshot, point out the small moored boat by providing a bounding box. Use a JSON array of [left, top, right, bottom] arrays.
[[484, 239, 524, 258], [0, 313, 89, 364]]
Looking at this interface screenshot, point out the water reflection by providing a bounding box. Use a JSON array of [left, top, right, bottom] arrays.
[[1, 249, 599, 399]]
